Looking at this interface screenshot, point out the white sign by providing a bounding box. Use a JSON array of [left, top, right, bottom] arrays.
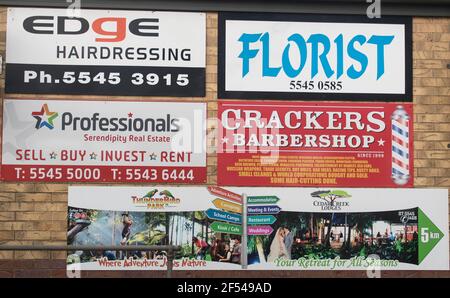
[[1, 99, 206, 183], [219, 13, 411, 101], [6, 8, 206, 96], [68, 186, 243, 271], [245, 187, 448, 271], [67, 186, 448, 271]]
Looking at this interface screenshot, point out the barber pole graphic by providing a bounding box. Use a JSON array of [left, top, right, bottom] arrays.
[[391, 105, 410, 185]]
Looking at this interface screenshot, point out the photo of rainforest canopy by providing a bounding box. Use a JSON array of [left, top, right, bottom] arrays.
[[67, 207, 241, 265]]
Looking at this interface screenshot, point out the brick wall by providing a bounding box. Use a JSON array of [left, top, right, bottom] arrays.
[[0, 9, 448, 277]]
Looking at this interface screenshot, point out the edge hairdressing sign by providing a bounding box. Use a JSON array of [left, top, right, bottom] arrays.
[[219, 13, 412, 101], [6, 8, 206, 96]]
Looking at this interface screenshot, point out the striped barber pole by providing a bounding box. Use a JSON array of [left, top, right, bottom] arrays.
[[391, 105, 410, 185]]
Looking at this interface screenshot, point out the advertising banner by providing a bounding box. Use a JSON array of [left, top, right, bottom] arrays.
[[245, 188, 448, 271], [218, 101, 413, 187], [218, 12, 412, 101], [1, 99, 206, 183], [67, 186, 243, 270], [67, 186, 448, 271], [6, 8, 206, 96]]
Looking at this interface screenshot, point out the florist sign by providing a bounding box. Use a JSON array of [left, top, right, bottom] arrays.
[[218, 12, 412, 101]]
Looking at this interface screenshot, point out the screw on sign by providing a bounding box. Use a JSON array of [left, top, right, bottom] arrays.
[[391, 105, 410, 185]]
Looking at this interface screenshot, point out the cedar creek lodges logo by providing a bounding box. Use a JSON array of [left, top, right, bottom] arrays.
[[311, 190, 351, 211], [131, 189, 181, 210]]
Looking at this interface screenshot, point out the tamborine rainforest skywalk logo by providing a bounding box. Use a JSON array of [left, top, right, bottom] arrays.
[[311, 190, 351, 211], [132, 189, 181, 210], [31, 103, 58, 129]]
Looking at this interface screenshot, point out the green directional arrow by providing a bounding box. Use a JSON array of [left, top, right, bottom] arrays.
[[248, 215, 277, 225], [210, 221, 242, 235], [247, 196, 279, 204], [418, 208, 444, 264]]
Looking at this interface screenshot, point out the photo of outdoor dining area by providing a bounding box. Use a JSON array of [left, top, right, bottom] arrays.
[[249, 208, 419, 265]]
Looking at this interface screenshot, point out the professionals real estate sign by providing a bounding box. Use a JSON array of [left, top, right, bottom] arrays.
[[6, 8, 206, 96], [218, 101, 413, 187], [1, 99, 206, 183], [218, 12, 412, 101], [67, 186, 448, 271]]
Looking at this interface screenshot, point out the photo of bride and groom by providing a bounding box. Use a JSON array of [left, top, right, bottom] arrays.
[[248, 209, 420, 266], [267, 226, 295, 262]]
